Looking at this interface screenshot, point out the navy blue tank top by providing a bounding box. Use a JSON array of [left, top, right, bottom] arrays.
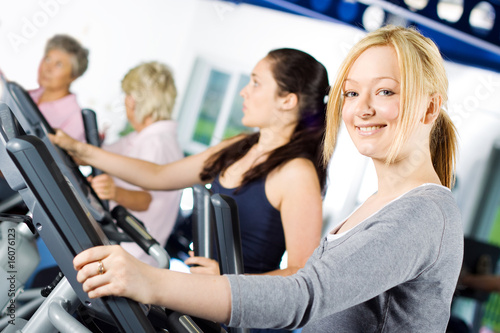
[[211, 175, 285, 274]]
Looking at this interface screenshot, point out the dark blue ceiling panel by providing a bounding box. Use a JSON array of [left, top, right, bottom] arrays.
[[225, 0, 500, 73]]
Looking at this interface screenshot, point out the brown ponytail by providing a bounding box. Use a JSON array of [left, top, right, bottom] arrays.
[[430, 112, 458, 189]]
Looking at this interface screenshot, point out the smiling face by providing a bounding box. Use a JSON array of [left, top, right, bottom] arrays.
[[37, 49, 75, 92], [342, 45, 401, 162]]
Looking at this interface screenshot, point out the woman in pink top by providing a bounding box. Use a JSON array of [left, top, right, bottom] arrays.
[[30, 34, 89, 142]]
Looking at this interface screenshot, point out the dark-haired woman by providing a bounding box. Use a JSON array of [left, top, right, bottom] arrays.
[[51, 49, 329, 283]]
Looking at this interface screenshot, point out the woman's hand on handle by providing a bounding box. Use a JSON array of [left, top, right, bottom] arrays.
[[89, 174, 117, 200], [185, 251, 221, 275], [89, 173, 153, 211], [73, 245, 158, 304], [49, 129, 91, 164], [73, 245, 232, 323]]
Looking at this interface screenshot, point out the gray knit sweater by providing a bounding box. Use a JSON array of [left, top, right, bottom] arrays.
[[227, 185, 463, 332]]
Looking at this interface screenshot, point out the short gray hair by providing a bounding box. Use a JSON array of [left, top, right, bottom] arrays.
[[45, 34, 89, 78]]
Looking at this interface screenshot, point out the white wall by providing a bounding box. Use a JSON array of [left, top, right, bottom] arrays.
[[1, 0, 499, 233], [446, 62, 500, 234], [0, 0, 197, 141]]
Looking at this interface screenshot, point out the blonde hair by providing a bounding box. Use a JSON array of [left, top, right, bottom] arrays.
[[323, 25, 457, 188], [121, 61, 177, 124]]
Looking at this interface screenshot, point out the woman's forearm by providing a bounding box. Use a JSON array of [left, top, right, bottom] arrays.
[[252, 266, 301, 277], [51, 130, 202, 191], [151, 269, 232, 323], [113, 187, 152, 211], [74, 245, 232, 323], [52, 131, 166, 189], [78, 143, 168, 190]]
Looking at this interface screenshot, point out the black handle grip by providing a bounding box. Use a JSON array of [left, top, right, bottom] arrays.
[[191, 184, 216, 258], [81, 108, 109, 210], [0, 212, 35, 234], [111, 205, 158, 253], [211, 194, 245, 275], [81, 108, 102, 148]]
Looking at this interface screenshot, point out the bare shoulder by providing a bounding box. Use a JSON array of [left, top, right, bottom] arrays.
[[278, 157, 318, 177], [266, 157, 322, 211], [270, 157, 320, 186]]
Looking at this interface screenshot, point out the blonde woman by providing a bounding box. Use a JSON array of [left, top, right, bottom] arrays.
[[91, 62, 183, 266], [65, 26, 463, 331]]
